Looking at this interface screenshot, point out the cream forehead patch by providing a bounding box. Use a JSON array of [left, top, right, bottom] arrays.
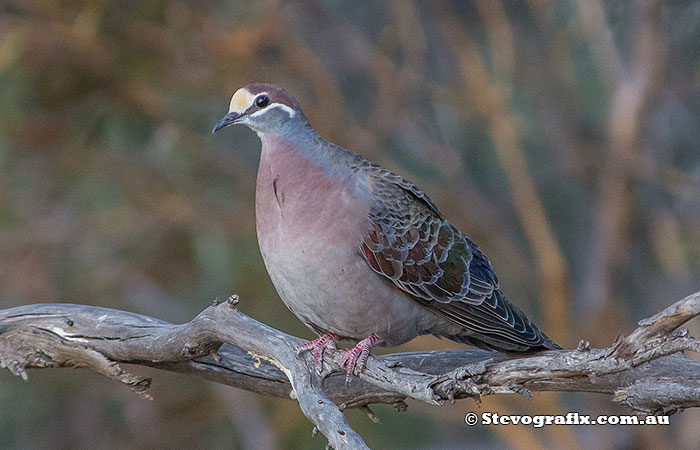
[[228, 88, 259, 113]]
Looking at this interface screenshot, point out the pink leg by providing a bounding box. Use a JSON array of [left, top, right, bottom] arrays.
[[295, 333, 342, 374], [338, 334, 383, 385]]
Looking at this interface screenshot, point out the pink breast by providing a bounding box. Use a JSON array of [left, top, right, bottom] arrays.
[[255, 137, 369, 261]]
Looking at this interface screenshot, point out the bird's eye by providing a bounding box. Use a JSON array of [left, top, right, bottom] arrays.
[[255, 95, 270, 108]]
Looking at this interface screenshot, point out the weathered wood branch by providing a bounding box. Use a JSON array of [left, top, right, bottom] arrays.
[[1, 291, 699, 449]]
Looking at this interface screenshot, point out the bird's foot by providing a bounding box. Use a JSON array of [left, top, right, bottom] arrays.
[[338, 334, 383, 385], [295, 333, 342, 374]]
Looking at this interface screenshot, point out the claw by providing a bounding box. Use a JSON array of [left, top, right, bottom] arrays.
[[295, 333, 341, 373], [338, 334, 383, 385]]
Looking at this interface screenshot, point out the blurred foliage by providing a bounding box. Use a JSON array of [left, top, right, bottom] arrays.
[[1, 0, 700, 449]]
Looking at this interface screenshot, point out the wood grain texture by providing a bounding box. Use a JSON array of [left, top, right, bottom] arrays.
[[1, 291, 699, 449]]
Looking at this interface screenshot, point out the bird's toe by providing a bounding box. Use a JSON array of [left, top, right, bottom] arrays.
[[338, 334, 383, 385], [295, 333, 341, 374]]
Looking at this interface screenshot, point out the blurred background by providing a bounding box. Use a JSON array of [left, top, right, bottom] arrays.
[[1, 0, 699, 449]]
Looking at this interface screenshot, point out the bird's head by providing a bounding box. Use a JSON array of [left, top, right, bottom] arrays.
[[212, 83, 304, 135]]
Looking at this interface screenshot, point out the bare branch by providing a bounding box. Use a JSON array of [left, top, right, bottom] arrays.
[[1, 291, 699, 449]]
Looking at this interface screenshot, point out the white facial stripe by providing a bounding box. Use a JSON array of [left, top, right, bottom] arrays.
[[228, 89, 256, 113], [229, 89, 296, 119], [248, 103, 296, 118]]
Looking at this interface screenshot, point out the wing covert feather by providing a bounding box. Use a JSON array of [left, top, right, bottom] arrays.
[[358, 162, 559, 350]]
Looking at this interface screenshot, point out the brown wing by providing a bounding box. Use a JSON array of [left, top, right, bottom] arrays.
[[358, 162, 560, 351]]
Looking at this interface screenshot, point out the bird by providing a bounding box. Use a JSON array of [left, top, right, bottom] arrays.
[[213, 83, 561, 384]]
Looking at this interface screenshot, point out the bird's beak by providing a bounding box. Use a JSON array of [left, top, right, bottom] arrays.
[[212, 111, 244, 134]]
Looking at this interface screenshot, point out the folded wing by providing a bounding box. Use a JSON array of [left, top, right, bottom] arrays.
[[358, 162, 560, 351]]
